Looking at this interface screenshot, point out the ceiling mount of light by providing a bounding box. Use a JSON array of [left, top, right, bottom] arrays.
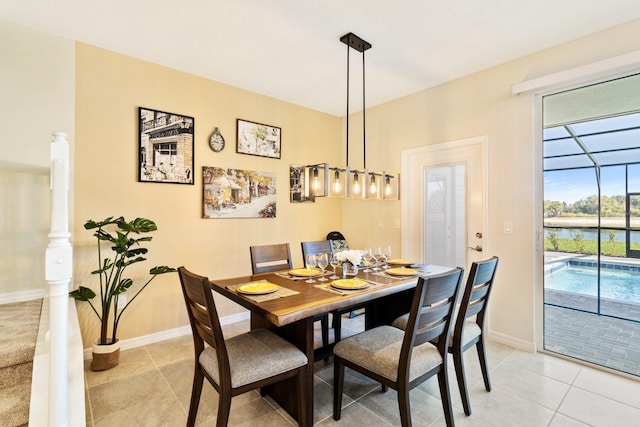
[[306, 32, 399, 200]]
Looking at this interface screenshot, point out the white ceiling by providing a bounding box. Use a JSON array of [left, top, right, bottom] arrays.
[[2, 1, 640, 116]]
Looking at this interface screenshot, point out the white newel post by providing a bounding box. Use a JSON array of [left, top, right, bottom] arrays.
[[45, 131, 72, 427]]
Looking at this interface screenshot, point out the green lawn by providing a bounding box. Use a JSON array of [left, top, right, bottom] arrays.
[[544, 237, 640, 256]]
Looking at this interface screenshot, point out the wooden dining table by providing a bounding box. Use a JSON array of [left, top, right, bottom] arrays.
[[209, 264, 453, 426]]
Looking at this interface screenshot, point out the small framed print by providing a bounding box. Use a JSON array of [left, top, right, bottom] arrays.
[[236, 119, 281, 159], [138, 107, 194, 184]]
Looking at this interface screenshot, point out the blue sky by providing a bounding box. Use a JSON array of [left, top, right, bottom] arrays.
[[543, 166, 637, 203]]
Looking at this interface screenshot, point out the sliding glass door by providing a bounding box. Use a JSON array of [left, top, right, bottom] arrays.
[[542, 73, 640, 375]]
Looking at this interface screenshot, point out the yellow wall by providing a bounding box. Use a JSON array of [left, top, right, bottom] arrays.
[[74, 43, 343, 346]]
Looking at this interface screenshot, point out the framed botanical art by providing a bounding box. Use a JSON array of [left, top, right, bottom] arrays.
[[202, 166, 276, 218], [138, 107, 194, 184], [236, 119, 281, 159]]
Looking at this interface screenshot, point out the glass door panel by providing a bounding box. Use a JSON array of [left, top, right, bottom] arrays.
[[424, 164, 465, 267]]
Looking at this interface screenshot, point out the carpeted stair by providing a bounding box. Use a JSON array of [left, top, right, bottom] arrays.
[[0, 299, 43, 427]]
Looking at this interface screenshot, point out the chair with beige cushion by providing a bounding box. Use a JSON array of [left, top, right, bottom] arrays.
[[250, 243, 330, 351], [333, 268, 464, 427], [178, 266, 309, 427], [392, 256, 499, 416], [300, 239, 367, 344]]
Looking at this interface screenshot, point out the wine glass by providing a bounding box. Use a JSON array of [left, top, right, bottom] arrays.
[[305, 254, 317, 283], [383, 245, 392, 269], [372, 247, 384, 272], [378, 246, 388, 269], [316, 253, 329, 281], [329, 254, 339, 279], [362, 249, 373, 273]]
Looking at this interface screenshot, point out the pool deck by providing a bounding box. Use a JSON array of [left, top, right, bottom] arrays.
[[544, 252, 640, 376]]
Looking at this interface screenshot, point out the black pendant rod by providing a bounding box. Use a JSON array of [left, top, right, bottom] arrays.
[[340, 32, 372, 171], [346, 41, 350, 168], [362, 49, 366, 170]]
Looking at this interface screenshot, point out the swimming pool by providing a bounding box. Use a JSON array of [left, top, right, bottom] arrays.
[[545, 265, 640, 302]]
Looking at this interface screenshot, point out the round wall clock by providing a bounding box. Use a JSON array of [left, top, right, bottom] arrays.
[[209, 127, 225, 152]]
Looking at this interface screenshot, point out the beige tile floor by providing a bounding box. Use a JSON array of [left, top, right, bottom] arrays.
[[84, 315, 640, 426]]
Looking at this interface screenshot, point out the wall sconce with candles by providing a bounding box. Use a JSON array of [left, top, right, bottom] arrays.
[[304, 32, 399, 201]]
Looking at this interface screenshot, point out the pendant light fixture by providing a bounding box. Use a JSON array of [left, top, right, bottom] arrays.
[[305, 32, 399, 200]]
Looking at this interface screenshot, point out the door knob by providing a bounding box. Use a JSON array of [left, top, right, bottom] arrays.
[[468, 245, 483, 252]]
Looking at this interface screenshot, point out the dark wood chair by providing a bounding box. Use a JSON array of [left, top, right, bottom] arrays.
[[177, 266, 310, 427], [301, 239, 333, 260], [250, 243, 330, 350], [393, 256, 499, 416], [250, 243, 294, 274], [333, 268, 464, 427], [300, 239, 367, 344]]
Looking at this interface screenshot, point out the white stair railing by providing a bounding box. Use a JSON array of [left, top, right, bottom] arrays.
[[45, 131, 72, 427]]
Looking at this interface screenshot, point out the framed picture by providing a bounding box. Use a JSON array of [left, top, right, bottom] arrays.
[[202, 166, 276, 218], [138, 107, 194, 184], [289, 164, 315, 203], [236, 119, 281, 159]]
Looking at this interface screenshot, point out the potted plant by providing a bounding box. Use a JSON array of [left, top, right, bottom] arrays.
[[70, 216, 175, 371]]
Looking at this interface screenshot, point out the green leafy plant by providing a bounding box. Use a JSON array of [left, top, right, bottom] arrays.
[[571, 230, 586, 253], [70, 216, 175, 345], [547, 228, 560, 251]]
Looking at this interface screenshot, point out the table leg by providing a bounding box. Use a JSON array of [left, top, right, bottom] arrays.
[[251, 314, 314, 427], [365, 288, 415, 329]]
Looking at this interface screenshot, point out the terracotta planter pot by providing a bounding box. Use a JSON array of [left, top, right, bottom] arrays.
[[90, 338, 120, 371]]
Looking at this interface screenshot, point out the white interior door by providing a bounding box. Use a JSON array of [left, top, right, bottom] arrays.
[[401, 136, 488, 268]]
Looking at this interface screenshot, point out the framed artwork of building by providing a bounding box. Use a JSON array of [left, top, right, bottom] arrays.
[[289, 164, 314, 203], [202, 166, 277, 218], [138, 107, 194, 184], [236, 119, 281, 159]]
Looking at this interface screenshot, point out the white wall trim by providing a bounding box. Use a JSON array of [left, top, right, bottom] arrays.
[[0, 288, 45, 304], [512, 49, 640, 96], [488, 328, 537, 353], [82, 310, 250, 359]]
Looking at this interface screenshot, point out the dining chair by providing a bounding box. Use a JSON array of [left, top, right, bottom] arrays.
[[300, 239, 333, 261], [326, 230, 348, 252], [177, 266, 310, 427], [300, 239, 365, 345], [333, 268, 464, 427], [250, 243, 330, 350], [250, 242, 294, 274], [325, 232, 362, 321], [392, 256, 499, 416]]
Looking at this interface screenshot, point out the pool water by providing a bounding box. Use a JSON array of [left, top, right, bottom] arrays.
[[545, 265, 640, 302]]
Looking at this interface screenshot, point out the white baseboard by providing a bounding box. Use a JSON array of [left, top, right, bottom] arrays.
[[83, 310, 251, 359], [488, 328, 537, 353], [0, 289, 45, 304]]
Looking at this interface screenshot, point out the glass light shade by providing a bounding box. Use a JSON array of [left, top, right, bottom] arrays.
[[366, 171, 383, 199], [328, 166, 349, 197], [382, 171, 400, 200], [347, 168, 368, 199], [305, 163, 329, 198]]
